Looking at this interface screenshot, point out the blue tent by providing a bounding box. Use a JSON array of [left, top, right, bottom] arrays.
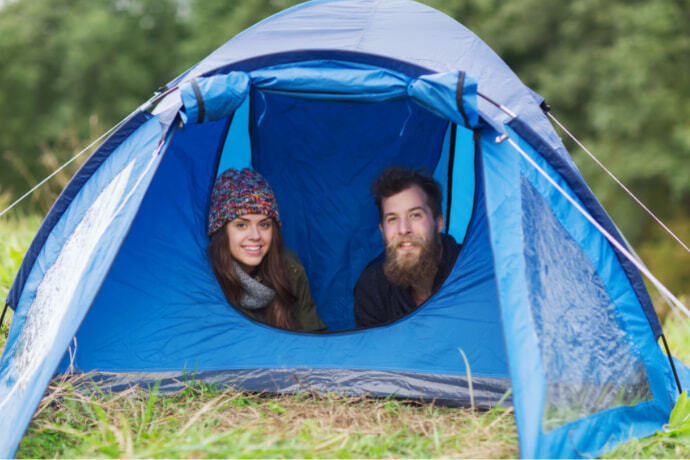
[[1, 0, 688, 457]]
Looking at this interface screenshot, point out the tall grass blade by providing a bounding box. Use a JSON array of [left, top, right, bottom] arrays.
[[457, 347, 474, 411]]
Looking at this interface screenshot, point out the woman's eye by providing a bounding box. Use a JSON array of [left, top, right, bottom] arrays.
[[235, 222, 246, 229], [260, 223, 270, 229]]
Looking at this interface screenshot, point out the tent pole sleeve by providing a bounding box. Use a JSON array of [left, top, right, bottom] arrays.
[[660, 334, 683, 394], [455, 72, 470, 127], [0, 302, 8, 329], [191, 79, 206, 123]]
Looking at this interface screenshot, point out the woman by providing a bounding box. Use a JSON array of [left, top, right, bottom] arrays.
[[207, 168, 327, 332]]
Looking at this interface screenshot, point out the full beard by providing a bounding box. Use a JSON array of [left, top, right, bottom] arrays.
[[383, 232, 442, 298]]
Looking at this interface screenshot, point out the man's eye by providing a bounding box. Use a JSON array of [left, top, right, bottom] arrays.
[[386, 216, 397, 224], [410, 212, 422, 219]]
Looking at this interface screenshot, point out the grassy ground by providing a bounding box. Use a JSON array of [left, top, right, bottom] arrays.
[[0, 211, 41, 349], [664, 309, 690, 364], [15, 378, 519, 458], [604, 384, 690, 458], [1, 212, 689, 458]]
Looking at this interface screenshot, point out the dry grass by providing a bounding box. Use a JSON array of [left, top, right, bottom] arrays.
[[17, 374, 518, 458]]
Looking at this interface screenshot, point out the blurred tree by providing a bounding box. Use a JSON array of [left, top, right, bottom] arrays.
[[428, 0, 690, 296], [0, 0, 191, 205], [428, 0, 690, 237], [178, 0, 302, 64], [0, 0, 687, 293], [0, 0, 305, 208]]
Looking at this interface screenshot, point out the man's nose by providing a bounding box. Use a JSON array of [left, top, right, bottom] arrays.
[[398, 217, 411, 235]]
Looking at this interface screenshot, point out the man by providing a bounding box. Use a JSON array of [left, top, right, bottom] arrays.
[[353, 167, 461, 328]]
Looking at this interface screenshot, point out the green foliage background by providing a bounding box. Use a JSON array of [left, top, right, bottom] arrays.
[[0, 0, 688, 298]]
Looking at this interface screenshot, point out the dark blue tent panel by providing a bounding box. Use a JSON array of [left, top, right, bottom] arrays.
[[56, 99, 507, 380], [1, 1, 687, 458], [253, 94, 448, 330]]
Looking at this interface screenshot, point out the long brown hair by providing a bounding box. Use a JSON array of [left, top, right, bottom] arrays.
[[207, 218, 296, 329]]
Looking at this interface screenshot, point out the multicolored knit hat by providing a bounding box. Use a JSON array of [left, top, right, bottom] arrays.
[[207, 168, 280, 235]]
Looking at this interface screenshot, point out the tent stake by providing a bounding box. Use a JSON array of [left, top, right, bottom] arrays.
[[660, 334, 683, 394]]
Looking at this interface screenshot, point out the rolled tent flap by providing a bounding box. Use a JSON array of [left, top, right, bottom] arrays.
[[179, 61, 479, 128], [250, 61, 409, 100], [408, 71, 478, 128], [179, 71, 250, 124]]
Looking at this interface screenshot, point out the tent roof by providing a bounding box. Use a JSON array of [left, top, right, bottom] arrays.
[[166, 0, 567, 162]]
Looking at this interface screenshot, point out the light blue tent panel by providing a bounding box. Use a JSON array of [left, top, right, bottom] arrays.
[[447, 125, 476, 242], [0, 118, 168, 456], [482, 125, 677, 457], [218, 97, 252, 174]]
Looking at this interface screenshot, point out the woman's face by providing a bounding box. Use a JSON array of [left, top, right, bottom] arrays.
[[226, 214, 273, 273]]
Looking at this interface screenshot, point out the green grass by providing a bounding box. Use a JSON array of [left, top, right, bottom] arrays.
[[1, 212, 689, 458], [603, 391, 690, 458], [603, 316, 690, 458], [0, 211, 41, 349], [664, 310, 690, 364]]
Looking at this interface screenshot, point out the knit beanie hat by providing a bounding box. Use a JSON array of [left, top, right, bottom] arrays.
[[207, 168, 280, 235]]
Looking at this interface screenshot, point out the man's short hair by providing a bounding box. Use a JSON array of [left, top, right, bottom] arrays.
[[372, 167, 443, 221]]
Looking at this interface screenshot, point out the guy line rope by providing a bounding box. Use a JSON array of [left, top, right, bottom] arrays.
[[546, 111, 689, 253], [477, 89, 689, 318], [0, 88, 173, 219], [0, 120, 125, 219]]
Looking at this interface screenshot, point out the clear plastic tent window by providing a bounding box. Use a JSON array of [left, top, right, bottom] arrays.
[[521, 177, 653, 431], [8, 161, 135, 393]]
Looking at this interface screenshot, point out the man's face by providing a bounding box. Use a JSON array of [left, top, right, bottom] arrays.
[[380, 185, 444, 268]]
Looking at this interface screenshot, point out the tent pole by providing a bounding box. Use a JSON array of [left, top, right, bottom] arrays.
[[0, 303, 8, 330], [660, 334, 683, 394]]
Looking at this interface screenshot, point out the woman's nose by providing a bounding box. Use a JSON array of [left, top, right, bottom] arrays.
[[248, 225, 261, 239]]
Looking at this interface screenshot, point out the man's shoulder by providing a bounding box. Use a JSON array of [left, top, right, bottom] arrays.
[[355, 251, 386, 286], [441, 233, 461, 260], [353, 251, 392, 329], [441, 232, 460, 247]]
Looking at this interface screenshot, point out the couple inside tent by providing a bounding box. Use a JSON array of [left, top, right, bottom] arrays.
[[207, 166, 460, 333]]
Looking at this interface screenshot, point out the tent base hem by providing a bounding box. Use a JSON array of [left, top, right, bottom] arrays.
[[64, 368, 513, 408]]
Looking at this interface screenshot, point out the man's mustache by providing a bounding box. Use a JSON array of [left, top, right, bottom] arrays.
[[387, 235, 427, 250]]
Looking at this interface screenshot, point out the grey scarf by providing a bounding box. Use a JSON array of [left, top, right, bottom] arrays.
[[233, 262, 275, 310]]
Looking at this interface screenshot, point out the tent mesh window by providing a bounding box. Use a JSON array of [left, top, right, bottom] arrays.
[[520, 177, 653, 431]]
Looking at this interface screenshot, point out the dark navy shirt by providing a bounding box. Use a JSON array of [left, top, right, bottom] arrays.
[[353, 233, 461, 329]]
